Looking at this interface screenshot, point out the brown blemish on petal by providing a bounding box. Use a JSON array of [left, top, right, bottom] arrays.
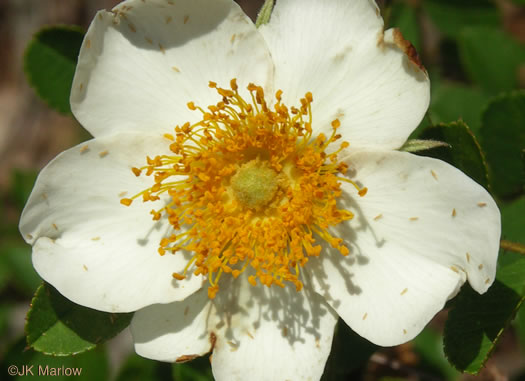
[[376, 30, 384, 47], [485, 278, 490, 284], [403, 329, 407, 335], [282, 326, 288, 337], [466, 252, 471, 263], [478, 264, 484, 270], [400, 288, 408, 295], [128, 23, 136, 33], [392, 28, 426, 73], [452, 208, 457, 217], [118, 191, 128, 197], [52, 223, 58, 230], [175, 354, 199, 363], [86, 39, 91, 48], [333, 45, 353, 63], [80, 145, 89, 153], [158, 43, 165, 54], [91, 236, 100, 241], [83, 265, 88, 271], [374, 214, 383, 221], [27, 234, 33, 240], [209, 332, 217, 351], [184, 15, 190, 24], [450, 265, 459, 273], [184, 306, 189, 316], [245, 330, 254, 339], [145, 37, 153, 45], [99, 150, 109, 158], [362, 312, 368, 320], [431, 170, 438, 180], [409, 217, 418, 221], [478, 202, 487, 207], [172, 66, 181, 73], [165, 16, 172, 24]]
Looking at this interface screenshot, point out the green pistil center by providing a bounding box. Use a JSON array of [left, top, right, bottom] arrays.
[[231, 160, 278, 209]]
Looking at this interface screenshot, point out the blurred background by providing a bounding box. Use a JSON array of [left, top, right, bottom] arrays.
[[0, 0, 524, 380]]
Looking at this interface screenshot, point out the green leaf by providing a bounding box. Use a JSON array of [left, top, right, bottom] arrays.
[[424, 0, 500, 40], [321, 319, 377, 380], [429, 82, 491, 135], [24, 26, 84, 114], [480, 91, 525, 199], [26, 283, 133, 355], [443, 251, 525, 373], [458, 27, 525, 93], [399, 139, 449, 153], [255, 0, 274, 28], [115, 354, 173, 381], [501, 197, 525, 245], [418, 121, 489, 189], [1, 337, 109, 381], [173, 356, 214, 381]]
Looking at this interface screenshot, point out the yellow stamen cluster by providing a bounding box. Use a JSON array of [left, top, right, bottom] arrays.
[[121, 79, 366, 298]]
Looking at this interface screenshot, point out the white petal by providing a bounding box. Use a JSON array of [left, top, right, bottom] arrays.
[[132, 288, 214, 362], [259, 0, 429, 150], [211, 283, 337, 381], [19, 133, 204, 312], [307, 150, 500, 346], [71, 0, 273, 138], [132, 275, 337, 381]]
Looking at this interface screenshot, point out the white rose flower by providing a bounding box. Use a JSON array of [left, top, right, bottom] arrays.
[[19, 0, 500, 380]]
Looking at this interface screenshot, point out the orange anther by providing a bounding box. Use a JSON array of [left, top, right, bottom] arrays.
[[120, 198, 133, 206]]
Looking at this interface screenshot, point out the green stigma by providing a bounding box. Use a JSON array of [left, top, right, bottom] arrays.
[[231, 160, 279, 209]]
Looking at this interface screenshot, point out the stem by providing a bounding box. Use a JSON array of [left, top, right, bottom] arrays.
[[500, 239, 525, 255]]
